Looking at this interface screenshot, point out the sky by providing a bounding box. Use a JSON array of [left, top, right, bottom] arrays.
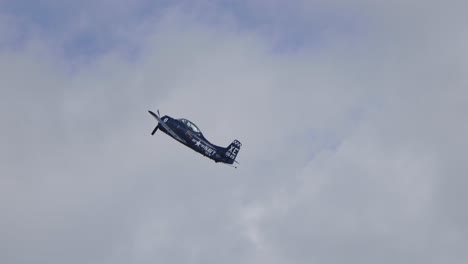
[[1, 0, 468, 263]]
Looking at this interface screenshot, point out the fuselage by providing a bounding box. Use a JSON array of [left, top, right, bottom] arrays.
[[158, 115, 228, 163]]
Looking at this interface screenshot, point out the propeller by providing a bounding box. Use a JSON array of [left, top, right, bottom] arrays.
[[150, 109, 160, 135], [151, 125, 159, 135]]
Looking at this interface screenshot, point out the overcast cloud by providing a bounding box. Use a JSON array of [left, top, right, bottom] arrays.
[[1, 1, 467, 264]]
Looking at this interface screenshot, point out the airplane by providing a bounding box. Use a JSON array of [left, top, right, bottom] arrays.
[[148, 110, 242, 168]]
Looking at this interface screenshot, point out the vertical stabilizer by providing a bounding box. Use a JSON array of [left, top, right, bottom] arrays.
[[224, 140, 242, 164]]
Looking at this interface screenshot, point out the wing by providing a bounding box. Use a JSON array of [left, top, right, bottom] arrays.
[[148, 111, 186, 144]]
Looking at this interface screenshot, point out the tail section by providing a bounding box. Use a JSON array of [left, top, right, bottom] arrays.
[[224, 140, 242, 164]]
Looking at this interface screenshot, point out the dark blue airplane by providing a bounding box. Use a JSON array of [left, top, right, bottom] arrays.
[[149, 110, 242, 167]]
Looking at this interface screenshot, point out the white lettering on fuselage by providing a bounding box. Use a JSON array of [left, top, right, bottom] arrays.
[[192, 138, 216, 156]]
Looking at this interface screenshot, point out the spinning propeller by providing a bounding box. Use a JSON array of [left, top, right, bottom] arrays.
[[151, 109, 160, 135]]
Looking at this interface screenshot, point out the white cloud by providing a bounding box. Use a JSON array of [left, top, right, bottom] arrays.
[[1, 1, 468, 264]]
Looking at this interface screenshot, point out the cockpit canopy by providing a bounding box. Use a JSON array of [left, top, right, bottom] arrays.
[[179, 118, 201, 133]]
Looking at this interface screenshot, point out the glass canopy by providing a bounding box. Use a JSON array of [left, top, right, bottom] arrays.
[[179, 119, 201, 133]]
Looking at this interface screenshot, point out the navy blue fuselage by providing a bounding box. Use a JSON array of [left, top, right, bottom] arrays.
[[150, 112, 241, 165]]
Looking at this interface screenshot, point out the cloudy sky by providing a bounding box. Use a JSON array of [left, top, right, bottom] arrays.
[[1, 1, 467, 263]]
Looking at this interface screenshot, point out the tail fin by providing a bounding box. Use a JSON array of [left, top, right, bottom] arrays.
[[224, 140, 242, 164]]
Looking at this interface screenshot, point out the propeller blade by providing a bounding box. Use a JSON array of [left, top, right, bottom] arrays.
[[157, 109, 160, 117], [151, 125, 159, 135]]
